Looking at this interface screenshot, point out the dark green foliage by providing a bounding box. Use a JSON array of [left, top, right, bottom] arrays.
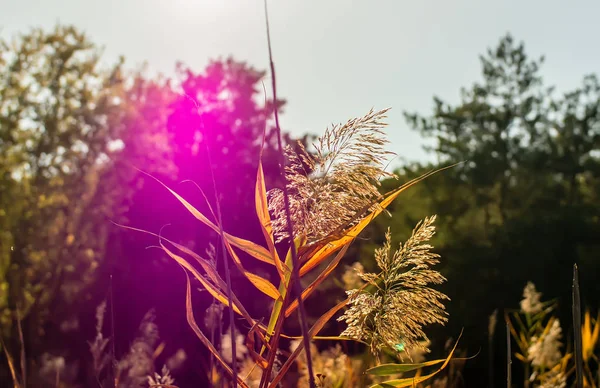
[[0, 24, 176, 384], [348, 34, 600, 386]]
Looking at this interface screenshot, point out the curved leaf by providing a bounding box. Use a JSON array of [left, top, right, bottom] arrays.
[[137, 168, 275, 265], [368, 331, 463, 388], [184, 274, 250, 388], [114, 222, 267, 340], [160, 241, 243, 316], [285, 243, 351, 317], [269, 298, 350, 388], [366, 359, 446, 376], [299, 165, 457, 276], [223, 238, 281, 301], [255, 160, 287, 278]]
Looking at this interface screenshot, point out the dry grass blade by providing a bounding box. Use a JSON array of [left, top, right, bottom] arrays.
[[268, 299, 350, 388], [184, 273, 250, 388], [114, 222, 267, 335], [114, 199, 281, 300], [367, 332, 462, 388], [299, 164, 459, 276], [0, 334, 21, 388], [222, 237, 282, 300], [582, 310, 600, 362], [135, 168, 275, 266], [256, 160, 287, 280], [366, 359, 449, 376], [285, 243, 351, 317], [160, 241, 243, 315], [16, 309, 25, 388]]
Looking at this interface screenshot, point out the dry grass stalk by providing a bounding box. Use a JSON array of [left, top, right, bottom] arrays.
[[268, 108, 397, 245], [337, 216, 449, 360]]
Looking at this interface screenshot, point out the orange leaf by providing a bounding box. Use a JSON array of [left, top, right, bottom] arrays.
[[137, 168, 275, 266], [285, 243, 351, 317], [269, 298, 350, 387], [255, 160, 287, 279], [300, 169, 437, 276], [223, 238, 281, 301], [184, 274, 250, 388], [368, 330, 463, 387], [161, 241, 243, 316]]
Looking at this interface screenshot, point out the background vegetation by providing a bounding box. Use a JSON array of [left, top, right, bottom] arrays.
[[1, 23, 599, 387]]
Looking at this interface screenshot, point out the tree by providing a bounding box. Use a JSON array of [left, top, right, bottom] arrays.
[[345, 34, 600, 386], [0, 24, 175, 383], [111, 57, 296, 365]]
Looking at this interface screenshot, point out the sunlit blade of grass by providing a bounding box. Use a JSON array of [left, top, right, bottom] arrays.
[[253, 241, 300, 387], [583, 311, 592, 361], [184, 273, 250, 388], [121, 173, 282, 300], [245, 321, 269, 370], [222, 237, 281, 300], [0, 335, 21, 388], [299, 166, 456, 276], [136, 168, 275, 266], [367, 332, 462, 388], [269, 298, 350, 388], [225, 233, 276, 266], [285, 243, 351, 317], [259, 237, 304, 366], [514, 353, 527, 363], [582, 310, 600, 362], [115, 222, 268, 339], [255, 160, 287, 279], [505, 313, 529, 354], [161, 241, 243, 316], [366, 359, 448, 376]]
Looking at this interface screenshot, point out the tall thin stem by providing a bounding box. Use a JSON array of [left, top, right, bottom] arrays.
[[202, 118, 238, 386], [263, 1, 316, 387], [506, 321, 512, 388], [573, 263, 583, 388]]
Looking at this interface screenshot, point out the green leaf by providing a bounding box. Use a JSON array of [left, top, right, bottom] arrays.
[[366, 359, 445, 376], [368, 330, 463, 388]]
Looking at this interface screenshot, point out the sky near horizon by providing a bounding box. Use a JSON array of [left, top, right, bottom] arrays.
[[2, 0, 600, 167]]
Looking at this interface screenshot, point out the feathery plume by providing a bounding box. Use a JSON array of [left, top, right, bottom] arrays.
[[337, 216, 449, 359], [520, 282, 543, 315], [268, 108, 397, 243]]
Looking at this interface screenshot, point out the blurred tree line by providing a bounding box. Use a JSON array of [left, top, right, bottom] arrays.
[[344, 34, 600, 386], [1, 22, 599, 387], [0, 24, 298, 386]]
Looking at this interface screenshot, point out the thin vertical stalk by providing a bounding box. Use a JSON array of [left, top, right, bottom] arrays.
[[262, 1, 315, 387], [204, 133, 238, 386], [573, 263, 583, 388], [109, 274, 117, 387], [488, 319, 495, 388], [15, 308, 25, 388], [506, 321, 511, 388]]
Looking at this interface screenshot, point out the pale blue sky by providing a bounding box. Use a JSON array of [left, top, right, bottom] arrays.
[[2, 0, 599, 166]]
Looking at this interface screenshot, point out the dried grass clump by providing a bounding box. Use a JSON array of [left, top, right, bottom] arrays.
[[338, 216, 449, 360], [268, 108, 397, 244]]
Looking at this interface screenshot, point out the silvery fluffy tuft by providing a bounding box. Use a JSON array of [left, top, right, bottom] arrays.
[[221, 327, 248, 364], [290, 340, 351, 388], [268, 108, 397, 244], [337, 216, 449, 360], [520, 281, 543, 315], [527, 318, 563, 369], [147, 365, 176, 387]]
